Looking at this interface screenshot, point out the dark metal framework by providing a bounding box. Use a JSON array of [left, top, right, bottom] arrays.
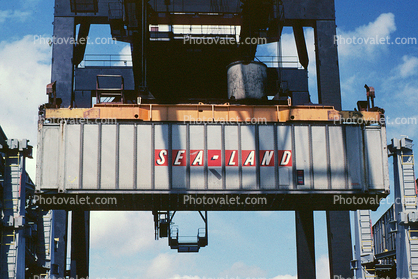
[[42, 0, 355, 278]]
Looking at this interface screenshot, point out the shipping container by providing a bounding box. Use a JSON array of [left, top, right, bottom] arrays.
[[36, 121, 389, 196]]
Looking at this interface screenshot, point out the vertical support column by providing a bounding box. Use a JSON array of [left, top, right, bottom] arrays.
[[390, 137, 417, 278], [327, 211, 353, 278], [51, 16, 75, 108], [50, 210, 68, 279], [15, 152, 26, 279], [392, 138, 409, 278], [70, 210, 90, 278], [295, 210, 316, 279], [130, 0, 144, 93], [0, 151, 21, 279], [0, 140, 32, 279], [315, 20, 342, 111]]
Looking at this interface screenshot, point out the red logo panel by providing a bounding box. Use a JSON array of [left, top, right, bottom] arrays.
[[225, 150, 238, 166], [155, 149, 168, 166], [172, 149, 187, 166], [242, 150, 255, 167], [190, 150, 204, 166], [260, 150, 275, 166], [278, 150, 292, 167], [208, 150, 222, 166]]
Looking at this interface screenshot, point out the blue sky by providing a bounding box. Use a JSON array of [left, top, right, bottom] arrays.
[[1, 1, 418, 278]]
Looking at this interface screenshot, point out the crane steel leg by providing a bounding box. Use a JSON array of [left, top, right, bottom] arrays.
[[327, 211, 353, 278], [51, 17, 75, 107], [315, 20, 342, 111], [50, 210, 68, 279], [295, 210, 316, 279], [70, 210, 90, 278]]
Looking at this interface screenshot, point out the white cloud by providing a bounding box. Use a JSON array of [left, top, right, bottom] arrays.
[[219, 261, 268, 278], [0, 10, 31, 23], [146, 253, 177, 279], [270, 275, 297, 279], [90, 211, 165, 256], [340, 74, 358, 100], [169, 276, 202, 279], [115, 44, 133, 66], [145, 253, 197, 279], [0, 35, 51, 178], [396, 55, 418, 78], [337, 13, 396, 59], [316, 254, 330, 279], [269, 254, 329, 279]]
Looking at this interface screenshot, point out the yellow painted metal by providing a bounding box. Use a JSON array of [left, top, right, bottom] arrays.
[[402, 154, 414, 165], [43, 103, 383, 123], [1, 230, 16, 245]]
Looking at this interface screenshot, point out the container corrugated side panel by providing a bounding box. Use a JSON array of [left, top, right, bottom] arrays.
[[329, 126, 347, 190], [119, 124, 135, 189], [364, 126, 388, 191], [277, 125, 292, 189], [294, 126, 311, 189], [345, 126, 364, 190], [190, 125, 205, 189], [312, 126, 328, 190], [36, 122, 388, 193], [101, 125, 117, 189], [241, 125, 257, 189], [154, 124, 170, 189], [225, 125, 239, 189], [82, 125, 99, 189], [38, 126, 60, 189], [137, 124, 152, 189], [207, 125, 223, 190], [259, 125, 275, 189]]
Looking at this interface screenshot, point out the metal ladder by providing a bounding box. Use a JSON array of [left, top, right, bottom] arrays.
[[408, 228, 418, 278], [401, 154, 416, 210], [358, 210, 374, 256], [353, 210, 376, 278], [389, 137, 418, 279], [1, 154, 22, 278], [43, 211, 53, 267], [401, 152, 418, 278]]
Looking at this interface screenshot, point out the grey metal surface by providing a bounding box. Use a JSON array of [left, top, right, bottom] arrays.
[[353, 210, 375, 278], [75, 67, 135, 91], [327, 211, 353, 278], [282, 0, 335, 20], [227, 61, 268, 100], [149, 0, 242, 13], [315, 20, 342, 110], [36, 122, 389, 194], [0, 138, 34, 278], [391, 137, 418, 278], [296, 210, 316, 278], [373, 205, 396, 256], [51, 16, 75, 107]]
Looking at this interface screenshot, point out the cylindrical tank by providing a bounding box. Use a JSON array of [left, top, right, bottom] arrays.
[[227, 61, 268, 100]]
